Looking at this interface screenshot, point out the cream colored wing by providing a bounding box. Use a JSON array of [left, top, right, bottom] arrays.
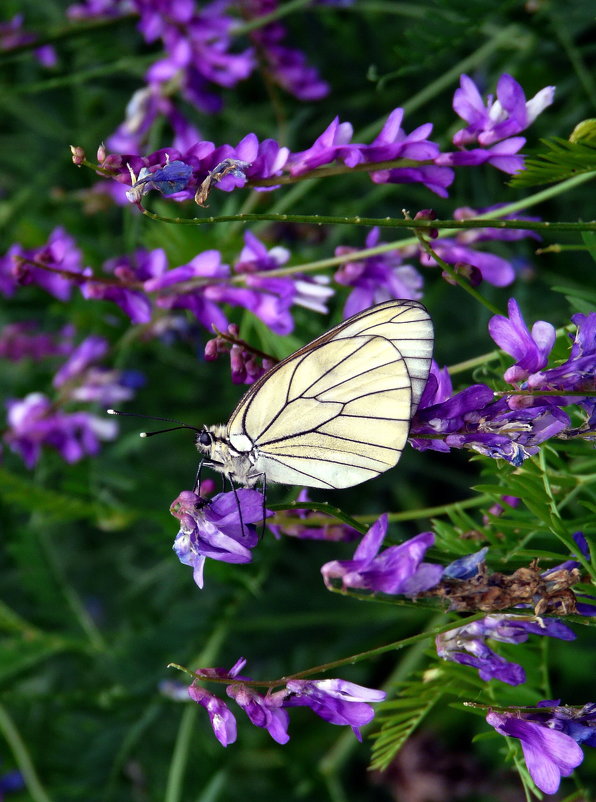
[[227, 299, 433, 489]]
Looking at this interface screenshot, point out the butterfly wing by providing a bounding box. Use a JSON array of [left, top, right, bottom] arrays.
[[227, 299, 433, 489]]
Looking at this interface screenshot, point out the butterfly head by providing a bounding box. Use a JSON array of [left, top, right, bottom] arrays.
[[196, 425, 259, 486]]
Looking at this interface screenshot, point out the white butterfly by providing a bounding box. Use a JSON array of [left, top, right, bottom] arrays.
[[196, 299, 433, 490]]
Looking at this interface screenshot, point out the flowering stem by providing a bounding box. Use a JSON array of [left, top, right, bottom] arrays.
[[141, 208, 596, 234]]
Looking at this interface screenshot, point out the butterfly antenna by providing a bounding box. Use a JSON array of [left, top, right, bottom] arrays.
[[107, 409, 202, 437]]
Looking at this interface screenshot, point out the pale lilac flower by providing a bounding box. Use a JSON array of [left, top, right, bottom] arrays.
[[321, 514, 442, 595], [486, 711, 583, 794], [282, 678, 386, 741], [171, 489, 267, 589]]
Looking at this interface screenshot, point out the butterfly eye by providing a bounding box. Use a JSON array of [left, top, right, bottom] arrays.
[[198, 431, 212, 447]]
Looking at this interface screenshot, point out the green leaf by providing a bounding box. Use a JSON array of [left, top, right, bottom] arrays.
[[369, 672, 449, 771], [509, 137, 596, 188]]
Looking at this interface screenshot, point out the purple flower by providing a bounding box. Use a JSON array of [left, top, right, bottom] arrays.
[[489, 298, 556, 383], [452, 74, 555, 147], [436, 137, 527, 174], [282, 678, 386, 741], [82, 248, 168, 324], [188, 685, 237, 747], [0, 228, 83, 300], [364, 108, 454, 196], [0, 14, 57, 67], [226, 684, 290, 744], [0, 323, 74, 362], [321, 514, 442, 595], [436, 615, 575, 686], [288, 116, 363, 175], [4, 393, 118, 468], [248, 0, 330, 101], [334, 228, 423, 318], [171, 489, 267, 589], [486, 711, 583, 794]]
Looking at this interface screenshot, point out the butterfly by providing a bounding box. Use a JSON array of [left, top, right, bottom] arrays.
[[196, 299, 434, 490]]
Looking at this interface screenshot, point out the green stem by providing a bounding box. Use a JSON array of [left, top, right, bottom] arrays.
[[0, 704, 53, 802], [232, 0, 314, 35], [164, 706, 198, 802], [415, 231, 503, 316]]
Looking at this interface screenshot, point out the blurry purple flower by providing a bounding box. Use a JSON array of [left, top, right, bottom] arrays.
[[171, 488, 267, 588], [452, 74, 555, 147], [489, 298, 556, 383], [226, 684, 290, 744], [334, 227, 423, 318], [0, 228, 84, 300], [248, 0, 329, 100], [282, 678, 386, 741], [53, 336, 108, 388], [67, 0, 133, 19], [437, 614, 575, 686], [321, 514, 442, 595], [81, 248, 168, 324], [0, 766, 24, 797], [417, 237, 516, 287], [486, 711, 583, 794], [188, 685, 237, 746], [4, 393, 117, 468], [0, 14, 57, 67], [0, 323, 74, 362]]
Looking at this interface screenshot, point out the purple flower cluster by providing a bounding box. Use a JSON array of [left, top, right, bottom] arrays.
[[171, 488, 268, 589], [186, 657, 385, 746], [436, 614, 575, 686], [410, 302, 596, 465], [487, 701, 595, 794], [437, 73, 555, 173], [4, 335, 139, 467], [0, 13, 57, 67], [0, 323, 74, 361], [334, 227, 424, 318], [96, 73, 553, 206], [0, 230, 332, 341], [68, 0, 329, 154], [321, 514, 443, 595], [0, 227, 84, 300]]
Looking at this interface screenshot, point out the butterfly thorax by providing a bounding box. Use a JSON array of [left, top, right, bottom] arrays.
[[196, 424, 260, 486]]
